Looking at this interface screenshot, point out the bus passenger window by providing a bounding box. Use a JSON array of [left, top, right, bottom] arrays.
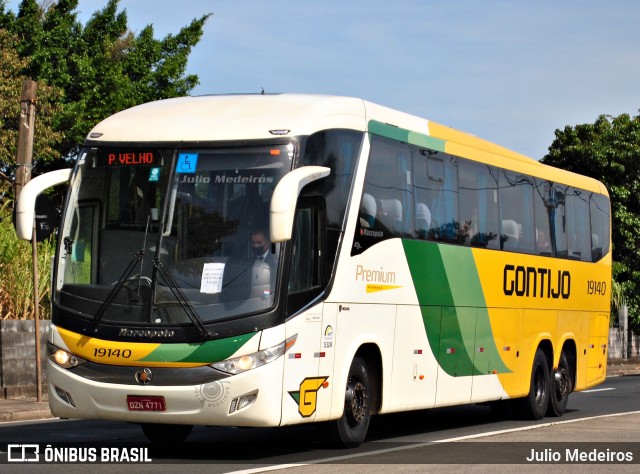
[[352, 135, 413, 255], [414, 149, 459, 243], [590, 193, 610, 262], [534, 179, 554, 256], [459, 160, 499, 249], [499, 170, 534, 252], [565, 188, 591, 261], [553, 187, 568, 258]]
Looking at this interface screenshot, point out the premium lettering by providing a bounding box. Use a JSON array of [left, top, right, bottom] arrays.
[[355, 265, 396, 283], [503, 264, 570, 299]]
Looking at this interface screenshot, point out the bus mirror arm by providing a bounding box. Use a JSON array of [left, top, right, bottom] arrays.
[[15, 169, 72, 240], [270, 166, 330, 243]]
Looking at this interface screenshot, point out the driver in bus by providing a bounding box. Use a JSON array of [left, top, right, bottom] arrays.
[[251, 228, 277, 295], [251, 229, 277, 267]]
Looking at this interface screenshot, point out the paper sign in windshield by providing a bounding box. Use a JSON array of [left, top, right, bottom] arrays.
[[200, 263, 225, 294]]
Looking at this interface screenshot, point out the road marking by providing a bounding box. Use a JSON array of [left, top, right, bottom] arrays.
[[225, 410, 640, 474], [579, 387, 616, 393]]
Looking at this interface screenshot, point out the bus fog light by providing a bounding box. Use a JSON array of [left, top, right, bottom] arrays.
[[54, 385, 76, 407], [238, 393, 257, 410], [229, 392, 258, 413]]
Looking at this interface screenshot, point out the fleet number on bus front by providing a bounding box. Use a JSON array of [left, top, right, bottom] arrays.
[[94, 348, 132, 358], [587, 280, 607, 295]]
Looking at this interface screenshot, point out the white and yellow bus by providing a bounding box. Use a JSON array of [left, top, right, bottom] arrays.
[[16, 94, 611, 447]]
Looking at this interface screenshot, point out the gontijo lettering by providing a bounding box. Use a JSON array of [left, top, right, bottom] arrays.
[[503, 264, 570, 299]]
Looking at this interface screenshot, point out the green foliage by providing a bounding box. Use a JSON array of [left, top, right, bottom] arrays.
[[0, 0, 209, 319], [1, 0, 210, 173], [542, 112, 640, 330], [0, 200, 54, 319], [0, 28, 64, 178]]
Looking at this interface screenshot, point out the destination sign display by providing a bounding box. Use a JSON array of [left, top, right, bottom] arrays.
[[96, 148, 157, 167]]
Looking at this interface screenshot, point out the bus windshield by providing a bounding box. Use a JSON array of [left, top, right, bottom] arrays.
[[54, 144, 293, 328]]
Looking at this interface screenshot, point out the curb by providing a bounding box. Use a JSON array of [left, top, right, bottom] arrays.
[[0, 400, 52, 423]]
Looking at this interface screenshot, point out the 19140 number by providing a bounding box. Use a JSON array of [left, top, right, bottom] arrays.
[[94, 347, 132, 358], [587, 280, 607, 296]]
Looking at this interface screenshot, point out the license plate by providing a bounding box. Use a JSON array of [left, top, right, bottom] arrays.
[[127, 395, 166, 411]]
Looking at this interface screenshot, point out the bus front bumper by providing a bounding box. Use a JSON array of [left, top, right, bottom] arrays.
[[46, 358, 284, 427]]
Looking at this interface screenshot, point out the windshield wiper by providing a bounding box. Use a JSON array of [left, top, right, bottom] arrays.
[[83, 250, 215, 339], [84, 250, 144, 335], [153, 258, 216, 339], [84, 215, 154, 334]]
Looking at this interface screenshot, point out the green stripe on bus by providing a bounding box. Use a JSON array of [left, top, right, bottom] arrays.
[[368, 120, 446, 152], [140, 332, 257, 363], [402, 240, 509, 376]]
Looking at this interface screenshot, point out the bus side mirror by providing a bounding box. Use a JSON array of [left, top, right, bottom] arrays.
[[15, 168, 71, 240], [270, 166, 330, 243], [33, 194, 58, 242]]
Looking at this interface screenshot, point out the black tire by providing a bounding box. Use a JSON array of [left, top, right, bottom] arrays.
[[513, 348, 550, 420], [547, 351, 572, 417], [327, 356, 372, 448], [140, 423, 193, 444]]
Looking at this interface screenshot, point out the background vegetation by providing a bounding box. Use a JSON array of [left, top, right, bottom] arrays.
[[542, 112, 640, 330], [0, 0, 209, 318]]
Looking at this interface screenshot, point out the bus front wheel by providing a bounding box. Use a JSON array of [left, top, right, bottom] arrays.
[[328, 356, 372, 448]]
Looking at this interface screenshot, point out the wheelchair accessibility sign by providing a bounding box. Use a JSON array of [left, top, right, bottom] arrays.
[[176, 153, 198, 173]]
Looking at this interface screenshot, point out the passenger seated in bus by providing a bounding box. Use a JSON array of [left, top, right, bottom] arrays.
[[359, 193, 377, 228], [416, 202, 431, 239], [592, 233, 602, 261], [536, 228, 552, 254], [379, 198, 402, 234], [501, 219, 519, 249]]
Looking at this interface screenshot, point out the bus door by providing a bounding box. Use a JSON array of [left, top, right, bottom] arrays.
[[281, 202, 328, 425]]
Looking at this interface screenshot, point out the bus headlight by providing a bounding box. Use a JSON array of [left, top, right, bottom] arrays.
[[212, 334, 296, 375], [47, 343, 87, 369]]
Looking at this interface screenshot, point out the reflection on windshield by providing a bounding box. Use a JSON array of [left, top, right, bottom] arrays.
[[55, 145, 293, 328]]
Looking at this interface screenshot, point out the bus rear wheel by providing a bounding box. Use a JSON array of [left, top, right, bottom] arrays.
[[547, 352, 572, 417], [513, 348, 550, 420], [327, 356, 372, 448], [140, 423, 193, 445]]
